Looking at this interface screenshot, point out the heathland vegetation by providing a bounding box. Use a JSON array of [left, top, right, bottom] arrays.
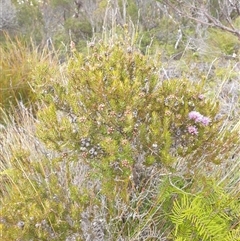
[[0, 1, 239, 240]]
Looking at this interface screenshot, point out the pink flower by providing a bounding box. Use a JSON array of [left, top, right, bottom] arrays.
[[188, 111, 211, 126], [198, 94, 204, 100], [187, 125, 198, 135], [201, 116, 211, 126], [188, 111, 203, 123]]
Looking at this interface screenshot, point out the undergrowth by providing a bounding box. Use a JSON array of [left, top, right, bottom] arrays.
[[0, 30, 239, 240]]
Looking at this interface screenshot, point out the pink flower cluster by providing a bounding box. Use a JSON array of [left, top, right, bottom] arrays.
[[187, 125, 198, 135], [188, 111, 211, 126], [187, 111, 211, 135]]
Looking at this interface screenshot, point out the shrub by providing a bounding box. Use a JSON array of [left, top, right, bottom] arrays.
[[36, 39, 239, 196]]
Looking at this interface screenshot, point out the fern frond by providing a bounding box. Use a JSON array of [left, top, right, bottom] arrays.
[[175, 238, 187, 241], [171, 194, 190, 235], [226, 227, 240, 241], [170, 193, 231, 241]]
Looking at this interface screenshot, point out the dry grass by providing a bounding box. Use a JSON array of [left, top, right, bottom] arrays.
[[0, 33, 58, 116]]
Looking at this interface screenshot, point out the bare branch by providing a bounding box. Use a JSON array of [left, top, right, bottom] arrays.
[[159, 0, 240, 40], [203, 10, 240, 39]]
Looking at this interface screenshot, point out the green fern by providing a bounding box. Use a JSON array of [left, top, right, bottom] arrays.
[[175, 238, 188, 241], [226, 228, 240, 241], [170, 191, 236, 241]]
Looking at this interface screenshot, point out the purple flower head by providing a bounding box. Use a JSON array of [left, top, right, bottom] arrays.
[[201, 116, 211, 126], [187, 125, 198, 135], [198, 94, 204, 100], [188, 111, 203, 123], [188, 111, 211, 126]]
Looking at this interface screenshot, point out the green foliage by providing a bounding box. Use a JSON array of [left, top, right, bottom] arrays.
[[64, 18, 92, 42], [125, 0, 138, 23], [170, 180, 240, 241], [12, 0, 44, 43], [207, 28, 240, 55], [1, 34, 239, 240], [50, 0, 70, 8], [36, 39, 239, 198], [1, 1, 240, 239], [0, 147, 90, 240], [107, 175, 240, 240]]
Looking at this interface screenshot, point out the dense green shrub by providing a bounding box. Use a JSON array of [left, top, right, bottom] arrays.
[[37, 39, 238, 196]]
